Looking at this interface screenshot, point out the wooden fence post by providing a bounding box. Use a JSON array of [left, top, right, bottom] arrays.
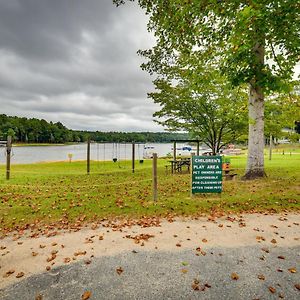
[[153, 153, 158, 202], [87, 138, 90, 175], [6, 136, 12, 180], [132, 142, 135, 173]]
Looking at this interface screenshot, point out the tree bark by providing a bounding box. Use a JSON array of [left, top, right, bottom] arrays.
[[243, 42, 266, 180]]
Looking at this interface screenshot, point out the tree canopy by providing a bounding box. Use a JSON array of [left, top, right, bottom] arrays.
[[114, 0, 300, 178], [149, 57, 248, 154]]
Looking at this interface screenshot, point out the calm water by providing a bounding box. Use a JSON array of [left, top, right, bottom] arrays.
[[0, 143, 206, 164]]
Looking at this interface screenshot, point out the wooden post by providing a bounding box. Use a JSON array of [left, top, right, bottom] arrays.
[[132, 142, 135, 173], [6, 136, 12, 180], [173, 141, 176, 161], [197, 141, 200, 156], [87, 138, 90, 175], [269, 134, 272, 161], [152, 153, 158, 202]]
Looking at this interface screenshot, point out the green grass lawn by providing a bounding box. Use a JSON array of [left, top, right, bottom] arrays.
[[0, 152, 299, 233]]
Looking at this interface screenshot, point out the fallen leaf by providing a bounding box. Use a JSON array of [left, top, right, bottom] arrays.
[[46, 254, 56, 262], [181, 269, 188, 274], [39, 244, 46, 249], [191, 279, 200, 291], [231, 273, 239, 280], [32, 252, 38, 257], [258, 274, 265, 280], [35, 294, 43, 300], [204, 283, 211, 288], [269, 286, 276, 294], [74, 251, 87, 256], [116, 267, 123, 275], [98, 235, 104, 240], [82, 291, 91, 300], [46, 266, 51, 271], [64, 257, 71, 263], [202, 238, 208, 243], [271, 239, 277, 244], [261, 247, 269, 253], [288, 268, 297, 273], [176, 243, 181, 247], [277, 255, 285, 260], [295, 284, 300, 290], [16, 272, 25, 278], [3, 269, 15, 278]]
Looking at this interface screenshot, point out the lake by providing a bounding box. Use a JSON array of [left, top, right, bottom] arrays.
[[0, 143, 207, 164]]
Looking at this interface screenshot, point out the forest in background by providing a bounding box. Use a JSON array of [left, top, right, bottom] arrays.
[[0, 114, 189, 143]]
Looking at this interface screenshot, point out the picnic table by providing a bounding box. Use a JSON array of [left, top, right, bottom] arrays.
[[168, 158, 191, 173]]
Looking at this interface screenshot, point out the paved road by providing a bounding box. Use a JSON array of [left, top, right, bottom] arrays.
[[1, 245, 299, 300]]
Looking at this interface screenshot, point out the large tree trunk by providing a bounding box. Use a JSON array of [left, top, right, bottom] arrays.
[[243, 43, 266, 180]]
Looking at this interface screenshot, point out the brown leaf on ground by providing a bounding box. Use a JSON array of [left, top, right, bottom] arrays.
[[204, 283, 211, 288], [277, 255, 285, 260], [269, 286, 276, 294], [176, 243, 181, 247], [277, 268, 283, 272], [16, 272, 25, 278], [81, 291, 91, 300], [64, 257, 71, 263], [261, 247, 269, 253], [202, 238, 208, 243], [85, 259, 92, 265], [116, 267, 123, 275], [191, 279, 200, 291], [271, 239, 277, 244], [258, 274, 265, 280], [256, 236, 266, 241], [32, 252, 38, 257], [35, 294, 43, 300], [181, 269, 188, 274], [74, 251, 87, 256], [46, 254, 56, 262], [288, 268, 297, 273], [294, 284, 300, 290], [231, 273, 239, 280], [98, 235, 104, 240], [3, 269, 15, 278], [39, 244, 46, 249], [51, 242, 57, 246], [46, 266, 51, 271]]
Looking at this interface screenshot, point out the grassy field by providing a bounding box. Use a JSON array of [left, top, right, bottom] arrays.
[[0, 151, 299, 232]]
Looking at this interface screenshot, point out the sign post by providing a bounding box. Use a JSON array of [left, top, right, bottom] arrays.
[[191, 156, 222, 194]]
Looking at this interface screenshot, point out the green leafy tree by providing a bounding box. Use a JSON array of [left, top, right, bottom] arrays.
[[114, 0, 300, 179], [149, 60, 248, 154]]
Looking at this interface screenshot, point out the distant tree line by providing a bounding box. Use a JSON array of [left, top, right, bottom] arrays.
[[0, 114, 189, 143]]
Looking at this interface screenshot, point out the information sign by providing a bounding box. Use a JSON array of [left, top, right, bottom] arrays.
[[192, 156, 222, 193]]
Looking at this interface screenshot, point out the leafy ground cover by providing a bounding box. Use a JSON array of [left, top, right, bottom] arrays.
[[0, 151, 299, 233]]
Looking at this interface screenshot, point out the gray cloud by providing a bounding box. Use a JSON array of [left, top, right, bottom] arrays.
[[0, 0, 162, 131]]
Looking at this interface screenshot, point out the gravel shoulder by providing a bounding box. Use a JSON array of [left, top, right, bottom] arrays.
[[0, 213, 299, 299]]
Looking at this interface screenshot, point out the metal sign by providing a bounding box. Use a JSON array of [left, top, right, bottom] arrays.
[[191, 156, 222, 193]]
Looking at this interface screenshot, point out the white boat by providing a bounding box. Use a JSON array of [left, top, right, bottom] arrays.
[[143, 145, 156, 158]]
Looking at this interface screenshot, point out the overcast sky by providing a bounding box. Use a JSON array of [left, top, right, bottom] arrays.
[[0, 0, 164, 132]]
